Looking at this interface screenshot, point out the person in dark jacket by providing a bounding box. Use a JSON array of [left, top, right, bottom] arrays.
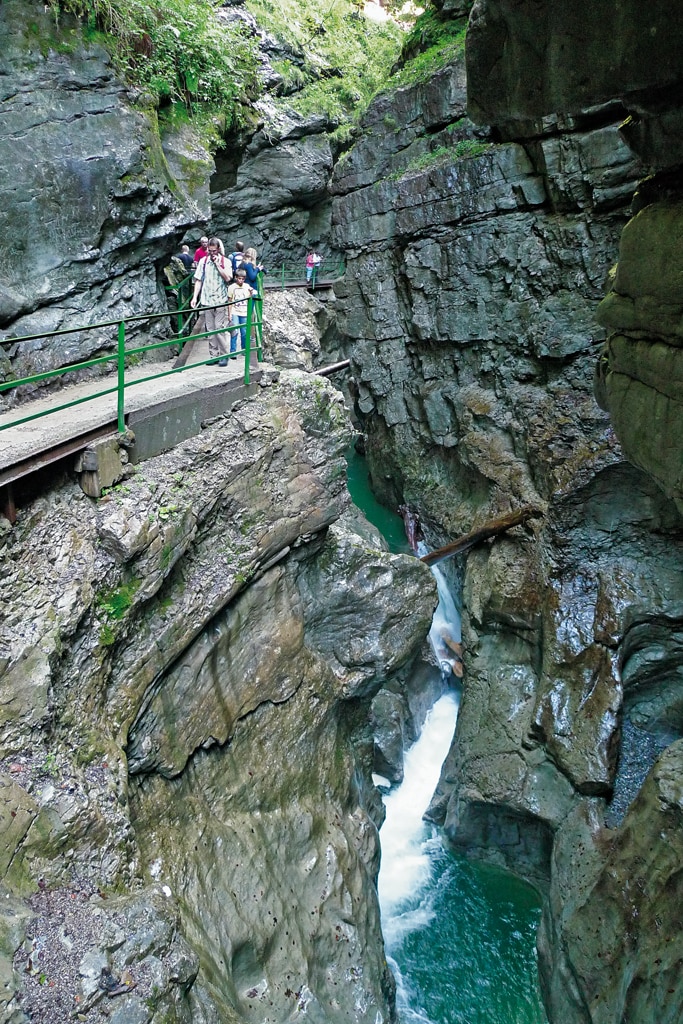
[[177, 245, 194, 270]]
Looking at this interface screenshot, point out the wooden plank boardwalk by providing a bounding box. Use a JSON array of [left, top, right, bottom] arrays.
[[0, 340, 262, 490]]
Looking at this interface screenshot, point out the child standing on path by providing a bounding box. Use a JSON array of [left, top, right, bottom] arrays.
[[227, 268, 258, 357]]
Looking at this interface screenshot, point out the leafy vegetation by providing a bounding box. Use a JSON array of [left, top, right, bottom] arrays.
[[246, 0, 404, 136], [47, 0, 407, 143], [45, 0, 469, 152], [390, 138, 492, 181], [97, 579, 141, 620], [47, 0, 260, 127], [388, 7, 467, 90]]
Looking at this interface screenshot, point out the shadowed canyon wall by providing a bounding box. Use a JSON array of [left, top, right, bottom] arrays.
[[324, 2, 683, 1021], [0, 372, 437, 1022]]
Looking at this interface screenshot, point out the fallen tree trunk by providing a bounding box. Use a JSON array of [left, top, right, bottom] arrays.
[[420, 506, 542, 566], [315, 359, 351, 377]]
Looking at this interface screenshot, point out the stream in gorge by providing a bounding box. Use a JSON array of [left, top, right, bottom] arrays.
[[346, 448, 547, 1024]]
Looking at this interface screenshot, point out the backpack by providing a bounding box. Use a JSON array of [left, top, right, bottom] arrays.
[[229, 252, 243, 275]]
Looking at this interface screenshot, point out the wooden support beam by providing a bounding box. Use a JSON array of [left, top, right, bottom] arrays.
[[420, 506, 543, 566], [315, 359, 350, 377], [1, 483, 16, 525]]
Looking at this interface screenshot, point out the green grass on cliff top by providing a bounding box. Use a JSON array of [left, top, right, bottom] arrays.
[[245, 0, 403, 135], [47, 0, 405, 140], [46, 0, 462, 143], [389, 7, 467, 90]]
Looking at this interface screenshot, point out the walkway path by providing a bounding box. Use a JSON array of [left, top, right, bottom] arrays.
[[0, 272, 343, 500], [0, 341, 261, 484]]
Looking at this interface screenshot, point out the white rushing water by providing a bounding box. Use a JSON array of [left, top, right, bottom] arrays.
[[377, 554, 461, 1020], [376, 556, 547, 1024], [417, 545, 462, 676], [378, 555, 461, 928], [378, 690, 459, 932]]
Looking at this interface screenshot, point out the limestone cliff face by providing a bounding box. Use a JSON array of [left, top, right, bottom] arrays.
[[466, 0, 683, 512], [0, 372, 437, 1022], [0, 0, 213, 385], [326, 14, 683, 1023]]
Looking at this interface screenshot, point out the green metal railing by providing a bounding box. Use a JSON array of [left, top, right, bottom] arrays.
[[167, 259, 345, 298], [164, 271, 195, 339], [270, 258, 346, 290], [0, 275, 265, 436], [164, 259, 345, 302]]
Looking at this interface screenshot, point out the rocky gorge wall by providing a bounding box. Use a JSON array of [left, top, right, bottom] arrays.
[[0, 0, 337, 397], [0, 371, 437, 1022], [0, 8, 442, 1022], [1, 0, 682, 1020], [0, 0, 213, 389], [465, 0, 683, 516], [324, 3, 683, 1022]]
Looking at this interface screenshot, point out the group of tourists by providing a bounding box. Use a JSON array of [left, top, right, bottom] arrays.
[[188, 237, 264, 367]]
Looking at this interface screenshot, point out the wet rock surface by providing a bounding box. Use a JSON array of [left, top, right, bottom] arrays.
[[328, 22, 683, 1024], [538, 741, 683, 1024], [0, 371, 436, 1022], [464, 0, 683, 512], [1, 0, 682, 1019], [596, 197, 683, 512], [0, 0, 209, 389]]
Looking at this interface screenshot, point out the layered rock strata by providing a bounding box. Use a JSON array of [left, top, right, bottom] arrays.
[[0, 371, 437, 1023], [0, 0, 212, 389], [326, 16, 683, 1023], [465, 0, 683, 511]]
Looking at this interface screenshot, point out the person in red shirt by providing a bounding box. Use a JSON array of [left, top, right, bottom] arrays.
[[194, 235, 209, 264]]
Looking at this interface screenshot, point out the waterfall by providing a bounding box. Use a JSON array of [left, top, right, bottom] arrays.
[[344, 453, 545, 1023], [377, 551, 546, 1024], [378, 551, 461, 1022], [417, 542, 463, 679], [378, 691, 460, 930]]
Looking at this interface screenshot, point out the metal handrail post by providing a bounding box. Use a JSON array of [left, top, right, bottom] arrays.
[[176, 286, 183, 339], [1, 282, 268, 437], [244, 298, 253, 386], [117, 320, 126, 433], [256, 272, 265, 361]]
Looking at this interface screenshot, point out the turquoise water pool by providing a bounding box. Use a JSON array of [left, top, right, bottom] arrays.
[[387, 839, 546, 1024], [346, 448, 547, 1024]]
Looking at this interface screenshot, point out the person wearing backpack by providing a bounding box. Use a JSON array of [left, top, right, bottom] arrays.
[[228, 240, 245, 278]]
